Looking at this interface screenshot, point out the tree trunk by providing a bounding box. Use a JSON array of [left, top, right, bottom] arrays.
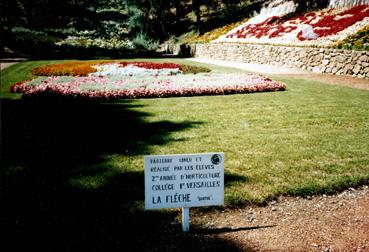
[[192, 0, 201, 31]]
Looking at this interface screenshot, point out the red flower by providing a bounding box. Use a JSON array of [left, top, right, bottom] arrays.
[[226, 5, 369, 41], [10, 80, 32, 93], [119, 62, 182, 70]]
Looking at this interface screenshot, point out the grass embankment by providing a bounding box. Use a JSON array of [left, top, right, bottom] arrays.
[[1, 60, 369, 206]]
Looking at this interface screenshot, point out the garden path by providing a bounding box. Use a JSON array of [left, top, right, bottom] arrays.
[[187, 57, 369, 90], [0, 58, 27, 71], [187, 57, 307, 74], [191, 186, 369, 251]]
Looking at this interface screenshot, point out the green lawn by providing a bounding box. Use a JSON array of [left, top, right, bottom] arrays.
[[1, 59, 369, 206]]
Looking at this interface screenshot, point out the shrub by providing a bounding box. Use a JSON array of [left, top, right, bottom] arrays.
[[334, 25, 369, 51], [11, 27, 59, 53], [56, 35, 133, 50], [180, 65, 211, 74], [131, 32, 159, 51]]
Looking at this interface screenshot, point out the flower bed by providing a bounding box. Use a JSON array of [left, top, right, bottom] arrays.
[[119, 62, 181, 69], [10, 73, 286, 100], [216, 5, 369, 47], [297, 5, 369, 41], [90, 63, 182, 76], [31, 61, 112, 76], [14, 62, 286, 100], [31, 61, 211, 77]]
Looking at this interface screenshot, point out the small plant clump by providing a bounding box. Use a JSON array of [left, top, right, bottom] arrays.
[[334, 25, 369, 51], [180, 64, 212, 74]]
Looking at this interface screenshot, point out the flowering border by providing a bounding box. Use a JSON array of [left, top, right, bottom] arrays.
[[10, 75, 287, 100], [31, 61, 211, 77], [118, 62, 182, 69], [12, 82, 286, 100]]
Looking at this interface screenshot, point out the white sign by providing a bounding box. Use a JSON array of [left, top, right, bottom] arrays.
[[145, 153, 224, 210]]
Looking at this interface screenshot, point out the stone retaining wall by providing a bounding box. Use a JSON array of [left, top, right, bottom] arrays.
[[329, 0, 369, 8], [192, 43, 369, 79]]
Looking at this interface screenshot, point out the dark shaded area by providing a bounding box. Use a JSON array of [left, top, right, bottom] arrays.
[[199, 1, 262, 33], [1, 45, 163, 60], [0, 0, 266, 59], [0, 97, 253, 251], [0, 98, 200, 159], [293, 0, 329, 15], [1, 0, 333, 59], [192, 225, 276, 234], [225, 172, 250, 186]]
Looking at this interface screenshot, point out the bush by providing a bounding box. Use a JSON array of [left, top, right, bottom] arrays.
[[334, 25, 369, 51], [131, 32, 159, 51], [11, 27, 59, 53], [9, 27, 134, 58], [180, 65, 211, 74], [56, 36, 133, 50]]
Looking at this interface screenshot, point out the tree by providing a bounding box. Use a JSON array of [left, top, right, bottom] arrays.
[[125, 0, 180, 49], [0, 0, 131, 55]]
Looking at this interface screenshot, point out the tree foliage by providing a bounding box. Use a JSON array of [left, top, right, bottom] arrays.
[[0, 0, 129, 56], [0, 0, 331, 55]]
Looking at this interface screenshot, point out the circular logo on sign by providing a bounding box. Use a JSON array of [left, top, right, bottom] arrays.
[[211, 154, 222, 165]]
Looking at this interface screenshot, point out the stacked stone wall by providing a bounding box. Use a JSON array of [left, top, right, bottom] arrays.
[[329, 0, 369, 8], [192, 43, 369, 79]]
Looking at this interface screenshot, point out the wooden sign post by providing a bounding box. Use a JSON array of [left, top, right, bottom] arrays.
[[144, 153, 224, 232]]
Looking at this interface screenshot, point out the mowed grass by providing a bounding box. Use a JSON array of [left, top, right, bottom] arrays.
[[119, 79, 369, 204], [1, 59, 369, 205]]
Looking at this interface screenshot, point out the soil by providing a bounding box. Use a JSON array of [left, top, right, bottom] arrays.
[[188, 186, 369, 251]]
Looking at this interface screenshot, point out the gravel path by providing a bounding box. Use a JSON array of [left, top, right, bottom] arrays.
[[191, 186, 369, 251]]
